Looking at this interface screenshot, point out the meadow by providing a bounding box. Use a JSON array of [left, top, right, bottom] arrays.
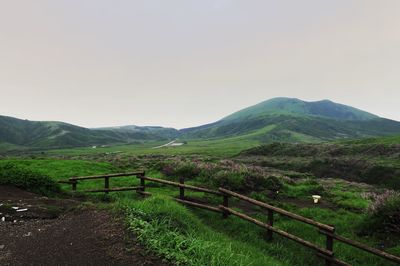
[[1, 137, 399, 266]]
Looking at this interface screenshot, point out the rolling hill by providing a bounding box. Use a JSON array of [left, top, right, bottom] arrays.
[[1, 97, 399, 150], [181, 98, 400, 142], [0, 115, 178, 150]]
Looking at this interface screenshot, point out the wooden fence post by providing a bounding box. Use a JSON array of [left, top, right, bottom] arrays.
[[266, 209, 274, 240], [222, 194, 229, 218], [324, 228, 334, 266], [104, 177, 110, 194], [72, 180, 77, 191], [140, 172, 146, 194], [179, 177, 185, 199]]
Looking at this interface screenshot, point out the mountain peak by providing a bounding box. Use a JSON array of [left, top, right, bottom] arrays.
[[222, 97, 378, 122]]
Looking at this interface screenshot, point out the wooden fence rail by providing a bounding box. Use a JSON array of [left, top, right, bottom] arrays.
[[218, 187, 400, 266], [319, 230, 400, 264], [61, 171, 146, 194], [63, 172, 400, 266], [218, 187, 334, 232]]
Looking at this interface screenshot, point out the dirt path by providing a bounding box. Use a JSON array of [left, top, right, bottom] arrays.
[[0, 186, 168, 266]]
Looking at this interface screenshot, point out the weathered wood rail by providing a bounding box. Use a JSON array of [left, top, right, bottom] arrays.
[[59, 171, 146, 194], [62, 172, 400, 265]]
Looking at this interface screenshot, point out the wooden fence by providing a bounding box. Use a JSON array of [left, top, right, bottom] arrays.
[[61, 171, 149, 195], [61, 172, 400, 266]]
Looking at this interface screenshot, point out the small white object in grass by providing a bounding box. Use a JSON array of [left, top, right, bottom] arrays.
[[1, 217, 5, 222], [16, 208, 28, 212], [12, 207, 19, 210], [312, 195, 321, 204]]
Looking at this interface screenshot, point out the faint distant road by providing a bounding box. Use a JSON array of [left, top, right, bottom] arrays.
[[152, 140, 177, 149]]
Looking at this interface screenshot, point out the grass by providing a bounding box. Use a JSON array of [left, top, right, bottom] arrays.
[[0, 159, 116, 180], [0, 159, 120, 193], [0, 162, 60, 196], [44, 136, 260, 157], [115, 190, 398, 266], [120, 195, 288, 266], [1, 147, 399, 265]]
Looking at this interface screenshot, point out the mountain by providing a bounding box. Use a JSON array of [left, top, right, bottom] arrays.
[[1, 97, 399, 150], [0, 115, 178, 150], [222, 97, 378, 121], [180, 98, 400, 142]]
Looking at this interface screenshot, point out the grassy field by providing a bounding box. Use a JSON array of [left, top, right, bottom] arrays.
[[1, 135, 399, 265], [45, 136, 260, 157], [0, 156, 399, 265]]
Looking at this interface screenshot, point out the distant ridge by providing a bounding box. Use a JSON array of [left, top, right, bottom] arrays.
[[0, 115, 178, 150], [1, 97, 400, 150]]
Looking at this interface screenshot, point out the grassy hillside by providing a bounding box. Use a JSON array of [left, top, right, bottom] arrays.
[[2, 158, 398, 265], [181, 98, 400, 142], [240, 141, 400, 189], [222, 97, 378, 122], [1, 98, 399, 151], [0, 115, 177, 149]]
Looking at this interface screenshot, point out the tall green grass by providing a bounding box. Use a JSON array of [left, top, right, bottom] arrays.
[[121, 195, 288, 266], [0, 163, 60, 196]]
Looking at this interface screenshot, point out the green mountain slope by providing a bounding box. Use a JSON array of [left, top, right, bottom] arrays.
[[1, 97, 399, 150], [181, 98, 400, 142], [0, 115, 178, 149], [223, 97, 378, 121], [97, 125, 179, 140]]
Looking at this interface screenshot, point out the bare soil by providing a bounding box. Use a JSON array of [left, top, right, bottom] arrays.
[[0, 186, 169, 266]]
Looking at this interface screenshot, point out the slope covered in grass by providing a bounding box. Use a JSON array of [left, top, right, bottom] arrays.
[[0, 159, 116, 180], [0, 163, 60, 196], [181, 98, 400, 141], [239, 142, 400, 189], [222, 97, 378, 121], [122, 195, 288, 266], [0, 115, 178, 149]]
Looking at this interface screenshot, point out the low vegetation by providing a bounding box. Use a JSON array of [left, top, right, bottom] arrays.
[[1, 135, 399, 265], [359, 190, 400, 238], [0, 163, 60, 196], [122, 195, 287, 266], [240, 142, 400, 189]]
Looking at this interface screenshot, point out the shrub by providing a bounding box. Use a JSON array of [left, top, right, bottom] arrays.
[[0, 163, 60, 196], [212, 170, 245, 191], [264, 176, 284, 191], [161, 160, 201, 180], [160, 158, 290, 192], [359, 190, 400, 236]]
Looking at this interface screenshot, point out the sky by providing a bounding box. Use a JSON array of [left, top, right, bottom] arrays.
[[0, 1, 399, 129]]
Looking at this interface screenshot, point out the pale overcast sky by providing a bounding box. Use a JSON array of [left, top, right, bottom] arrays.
[[0, 1, 399, 129]]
